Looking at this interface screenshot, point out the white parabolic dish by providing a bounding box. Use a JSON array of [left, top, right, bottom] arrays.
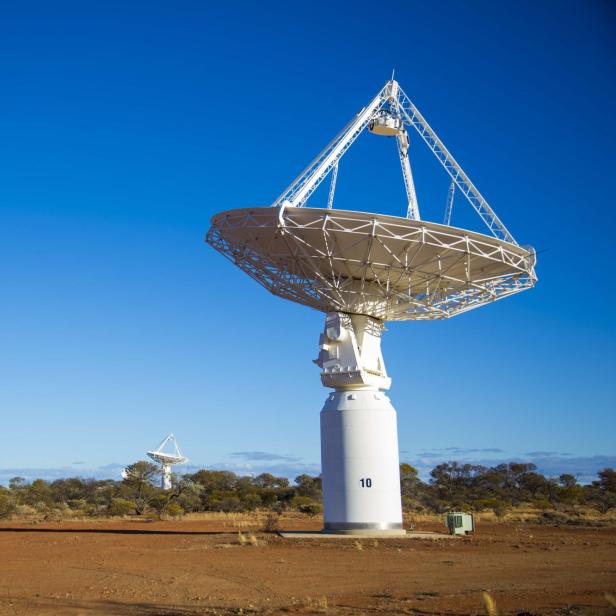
[[206, 78, 538, 535], [207, 206, 536, 322], [146, 451, 187, 465]]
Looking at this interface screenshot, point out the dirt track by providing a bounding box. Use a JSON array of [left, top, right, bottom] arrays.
[[0, 517, 615, 615]]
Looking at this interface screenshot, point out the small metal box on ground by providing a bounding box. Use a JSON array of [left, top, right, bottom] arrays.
[[445, 512, 475, 535]]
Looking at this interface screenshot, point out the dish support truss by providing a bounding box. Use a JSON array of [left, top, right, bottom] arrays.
[[207, 208, 536, 322], [150, 433, 186, 460], [273, 80, 516, 245]]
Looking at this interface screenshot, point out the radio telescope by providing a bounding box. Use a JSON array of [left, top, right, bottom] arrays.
[[207, 79, 537, 535], [147, 433, 188, 490]]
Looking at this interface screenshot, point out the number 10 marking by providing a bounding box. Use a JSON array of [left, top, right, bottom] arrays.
[[360, 478, 372, 488]]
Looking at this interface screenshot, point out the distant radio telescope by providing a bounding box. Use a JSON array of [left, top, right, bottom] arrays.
[[147, 433, 188, 490], [206, 78, 537, 534]]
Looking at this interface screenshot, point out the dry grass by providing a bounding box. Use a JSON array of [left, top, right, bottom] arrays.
[[6, 505, 616, 530], [236, 531, 261, 547], [405, 507, 616, 528], [262, 512, 281, 532], [482, 591, 498, 616], [302, 595, 329, 612]]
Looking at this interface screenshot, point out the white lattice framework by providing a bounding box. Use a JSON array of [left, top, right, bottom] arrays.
[[207, 207, 536, 321], [273, 79, 515, 244], [207, 78, 536, 322], [444, 180, 456, 226], [147, 433, 187, 465]]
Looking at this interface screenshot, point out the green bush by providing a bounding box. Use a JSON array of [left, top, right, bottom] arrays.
[[475, 498, 507, 512], [534, 499, 553, 510], [0, 463, 613, 519], [148, 494, 169, 515], [165, 502, 184, 518], [82, 503, 101, 517], [108, 498, 135, 516], [67, 499, 88, 511], [299, 502, 322, 516], [240, 492, 262, 511], [291, 496, 312, 510], [33, 501, 51, 514], [177, 491, 202, 512], [214, 496, 243, 512], [292, 496, 322, 516], [0, 494, 16, 519]]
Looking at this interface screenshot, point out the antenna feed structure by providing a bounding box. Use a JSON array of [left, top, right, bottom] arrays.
[[368, 109, 404, 136]]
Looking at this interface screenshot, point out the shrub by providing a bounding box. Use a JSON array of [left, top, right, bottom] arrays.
[[299, 502, 322, 516], [241, 493, 262, 511], [539, 510, 570, 525], [493, 504, 509, 518], [209, 496, 243, 512], [33, 501, 51, 514], [82, 503, 101, 517], [0, 494, 16, 519], [67, 499, 88, 511], [148, 494, 169, 515], [262, 512, 280, 532], [43, 509, 63, 522], [291, 496, 313, 510], [272, 500, 287, 514], [292, 497, 322, 516], [534, 499, 553, 510], [177, 491, 202, 512], [15, 504, 37, 516], [108, 498, 135, 516], [475, 498, 510, 514], [165, 502, 184, 518]]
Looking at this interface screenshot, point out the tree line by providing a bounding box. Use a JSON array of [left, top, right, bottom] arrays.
[[0, 461, 614, 519], [401, 462, 616, 515]]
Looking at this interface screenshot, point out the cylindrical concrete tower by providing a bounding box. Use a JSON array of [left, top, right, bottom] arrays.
[[315, 312, 405, 535], [321, 390, 403, 533]]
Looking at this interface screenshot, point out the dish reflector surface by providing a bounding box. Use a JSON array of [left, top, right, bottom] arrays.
[[207, 206, 536, 321], [147, 451, 187, 464]]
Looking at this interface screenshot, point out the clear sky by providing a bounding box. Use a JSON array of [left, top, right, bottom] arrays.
[[1, 1, 614, 484]]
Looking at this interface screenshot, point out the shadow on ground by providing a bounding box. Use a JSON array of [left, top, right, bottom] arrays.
[[0, 527, 229, 536], [0, 597, 236, 616]]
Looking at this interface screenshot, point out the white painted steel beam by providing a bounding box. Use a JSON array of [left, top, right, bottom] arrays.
[[444, 180, 455, 226], [272, 79, 517, 244], [327, 162, 338, 210], [396, 131, 420, 220], [274, 85, 390, 208], [394, 83, 516, 244]]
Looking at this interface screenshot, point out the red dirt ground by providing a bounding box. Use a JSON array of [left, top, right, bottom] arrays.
[[0, 517, 615, 615]]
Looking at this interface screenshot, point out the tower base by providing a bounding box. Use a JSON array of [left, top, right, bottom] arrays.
[[322, 526, 407, 537], [320, 390, 403, 533]]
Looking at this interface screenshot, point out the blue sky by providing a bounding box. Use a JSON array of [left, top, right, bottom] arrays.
[[1, 1, 614, 485]]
